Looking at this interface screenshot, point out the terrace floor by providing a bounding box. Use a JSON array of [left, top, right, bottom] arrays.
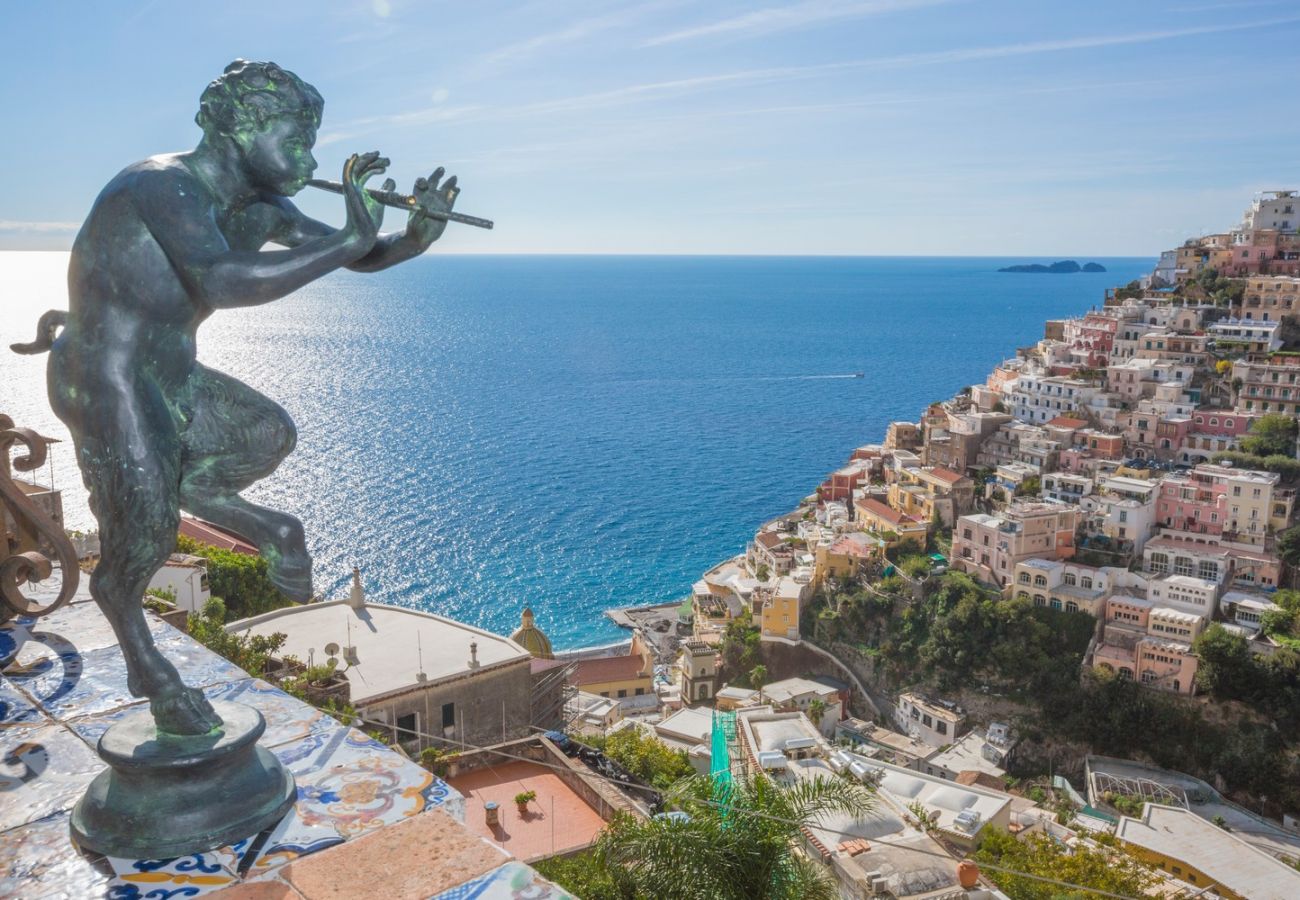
[[451, 759, 609, 862]]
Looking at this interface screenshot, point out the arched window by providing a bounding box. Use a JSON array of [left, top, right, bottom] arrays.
[[1018, 572, 1031, 584], [1118, 667, 1134, 680], [1066, 600, 1079, 613], [1034, 575, 1047, 587], [1081, 576, 1093, 589], [1150, 552, 1169, 574], [1050, 598, 1062, 611], [1016, 591, 1030, 602], [1034, 594, 1046, 607], [1063, 573, 1077, 586], [1174, 557, 1194, 576]]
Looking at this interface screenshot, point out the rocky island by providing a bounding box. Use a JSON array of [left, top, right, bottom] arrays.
[[998, 260, 1106, 273]]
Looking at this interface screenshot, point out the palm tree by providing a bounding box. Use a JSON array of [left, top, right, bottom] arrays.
[[593, 772, 875, 900], [749, 664, 767, 704], [808, 698, 827, 728]]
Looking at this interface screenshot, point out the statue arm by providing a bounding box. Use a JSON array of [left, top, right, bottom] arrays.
[[133, 169, 374, 309], [270, 202, 422, 273]]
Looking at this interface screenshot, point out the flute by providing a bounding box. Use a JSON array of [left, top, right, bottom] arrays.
[[305, 179, 494, 230]]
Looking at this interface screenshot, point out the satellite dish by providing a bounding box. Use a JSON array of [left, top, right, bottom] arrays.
[[324, 642, 340, 657]]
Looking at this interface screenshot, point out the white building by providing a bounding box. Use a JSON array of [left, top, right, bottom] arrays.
[[894, 693, 964, 748], [147, 553, 211, 612]]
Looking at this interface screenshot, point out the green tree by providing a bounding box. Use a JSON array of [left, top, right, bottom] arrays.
[[186, 597, 286, 678], [534, 851, 628, 900], [1240, 413, 1299, 458], [1278, 527, 1300, 571], [974, 830, 1156, 899], [596, 728, 694, 792], [591, 773, 875, 900], [749, 664, 768, 702], [808, 698, 827, 727], [1193, 624, 1257, 699], [176, 534, 294, 619]]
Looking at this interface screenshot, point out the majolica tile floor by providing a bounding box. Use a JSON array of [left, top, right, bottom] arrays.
[[0, 593, 575, 900]]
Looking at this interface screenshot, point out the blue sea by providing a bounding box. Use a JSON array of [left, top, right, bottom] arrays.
[[2, 253, 1149, 649]]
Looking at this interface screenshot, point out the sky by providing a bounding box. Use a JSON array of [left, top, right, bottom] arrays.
[[2, 0, 1298, 256]]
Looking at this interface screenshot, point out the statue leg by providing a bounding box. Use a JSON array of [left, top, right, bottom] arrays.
[[76, 396, 222, 735], [178, 365, 313, 601]]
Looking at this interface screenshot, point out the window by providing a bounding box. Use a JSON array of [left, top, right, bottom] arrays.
[[911, 707, 920, 720], [442, 702, 456, 730], [1034, 574, 1047, 587], [397, 713, 418, 744], [1050, 598, 1062, 611], [1034, 595, 1046, 607], [1174, 557, 1194, 576], [1066, 601, 1079, 613], [1019, 572, 1031, 584], [1198, 561, 1217, 581], [1063, 573, 1077, 586], [1150, 552, 1169, 574], [922, 714, 932, 728], [617, 689, 628, 698], [635, 687, 645, 696], [1081, 576, 1093, 589]]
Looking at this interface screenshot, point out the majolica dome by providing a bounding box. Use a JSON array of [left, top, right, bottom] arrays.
[[510, 607, 554, 659]]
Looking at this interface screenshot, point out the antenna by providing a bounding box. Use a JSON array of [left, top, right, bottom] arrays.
[[416, 633, 428, 682]]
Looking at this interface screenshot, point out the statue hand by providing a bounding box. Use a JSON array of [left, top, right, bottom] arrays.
[[406, 167, 458, 247], [342, 151, 388, 253]]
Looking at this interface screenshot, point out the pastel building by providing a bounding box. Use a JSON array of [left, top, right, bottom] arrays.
[[1006, 557, 1129, 617], [1233, 353, 1300, 416], [1237, 274, 1300, 320], [952, 501, 1078, 588], [853, 496, 928, 545], [1090, 595, 1200, 694], [1157, 463, 1278, 547], [887, 465, 974, 527]]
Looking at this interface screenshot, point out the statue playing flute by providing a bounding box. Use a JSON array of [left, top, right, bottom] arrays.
[[13, 59, 465, 735]]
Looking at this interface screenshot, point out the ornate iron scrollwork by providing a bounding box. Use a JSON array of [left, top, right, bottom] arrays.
[[1, 413, 79, 622]]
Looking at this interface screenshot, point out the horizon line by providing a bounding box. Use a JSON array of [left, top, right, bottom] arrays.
[[0, 249, 1155, 260]]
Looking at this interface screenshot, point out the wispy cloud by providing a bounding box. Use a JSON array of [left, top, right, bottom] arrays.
[[0, 220, 80, 233], [644, 0, 952, 47], [320, 14, 1299, 143], [484, 2, 681, 66]]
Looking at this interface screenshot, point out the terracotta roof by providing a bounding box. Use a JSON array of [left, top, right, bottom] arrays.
[[1047, 416, 1088, 429], [856, 498, 915, 528], [755, 531, 783, 550], [179, 516, 259, 556], [570, 653, 648, 687], [928, 467, 966, 485]]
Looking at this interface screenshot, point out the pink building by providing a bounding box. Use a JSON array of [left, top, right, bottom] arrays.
[[1157, 471, 1226, 539], [952, 501, 1078, 588], [1091, 595, 1200, 695]]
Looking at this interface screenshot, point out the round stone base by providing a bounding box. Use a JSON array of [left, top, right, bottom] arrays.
[[70, 700, 297, 858]]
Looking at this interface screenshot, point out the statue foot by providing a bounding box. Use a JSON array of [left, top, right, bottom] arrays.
[[267, 552, 313, 602], [150, 685, 223, 735]]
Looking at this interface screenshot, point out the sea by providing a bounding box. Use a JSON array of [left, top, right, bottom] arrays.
[[1, 253, 1150, 649]]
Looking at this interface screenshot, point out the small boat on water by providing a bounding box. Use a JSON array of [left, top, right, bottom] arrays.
[[853, 372, 864, 378]]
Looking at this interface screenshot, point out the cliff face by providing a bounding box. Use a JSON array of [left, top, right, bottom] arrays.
[[997, 260, 1107, 273]]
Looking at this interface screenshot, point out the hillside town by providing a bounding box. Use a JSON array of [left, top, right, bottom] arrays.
[[7, 191, 1300, 900]]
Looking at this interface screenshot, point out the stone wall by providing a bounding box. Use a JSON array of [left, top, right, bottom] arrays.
[[365, 659, 534, 750]]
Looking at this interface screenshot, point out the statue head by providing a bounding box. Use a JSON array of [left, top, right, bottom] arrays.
[[196, 60, 324, 195]]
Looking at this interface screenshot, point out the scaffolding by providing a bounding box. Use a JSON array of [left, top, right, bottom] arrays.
[[710, 708, 736, 791]]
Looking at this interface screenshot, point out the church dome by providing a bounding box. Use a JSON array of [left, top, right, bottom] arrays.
[[510, 607, 554, 659]]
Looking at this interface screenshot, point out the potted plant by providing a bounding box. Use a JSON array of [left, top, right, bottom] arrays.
[[514, 790, 536, 816]]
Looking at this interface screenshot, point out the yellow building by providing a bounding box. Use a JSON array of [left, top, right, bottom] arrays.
[[1116, 803, 1300, 899], [854, 497, 929, 546], [569, 633, 654, 701], [759, 576, 806, 641], [887, 466, 974, 528], [813, 532, 884, 587]]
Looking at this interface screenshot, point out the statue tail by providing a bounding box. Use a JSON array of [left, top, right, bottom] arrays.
[[10, 310, 67, 354]]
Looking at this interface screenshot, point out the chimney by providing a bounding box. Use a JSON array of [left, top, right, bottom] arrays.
[[347, 566, 365, 610], [468, 640, 480, 670]]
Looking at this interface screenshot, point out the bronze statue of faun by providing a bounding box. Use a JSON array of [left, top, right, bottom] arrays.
[[13, 59, 462, 736]]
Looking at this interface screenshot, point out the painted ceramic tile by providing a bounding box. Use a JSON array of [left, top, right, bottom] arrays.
[[104, 846, 240, 897], [24, 601, 121, 654], [0, 675, 46, 727], [0, 723, 105, 832], [0, 620, 31, 667], [429, 861, 577, 900], [0, 811, 113, 900], [206, 678, 332, 749]]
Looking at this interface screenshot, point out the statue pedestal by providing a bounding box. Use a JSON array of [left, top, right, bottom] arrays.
[[70, 701, 296, 858]]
